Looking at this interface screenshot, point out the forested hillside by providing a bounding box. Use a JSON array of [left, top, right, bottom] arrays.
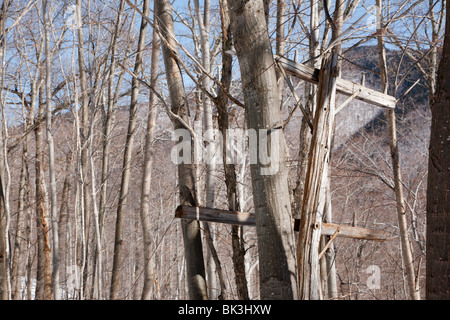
[[0, 0, 447, 300]]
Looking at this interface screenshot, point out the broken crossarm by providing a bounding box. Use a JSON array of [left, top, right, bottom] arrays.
[[274, 55, 397, 110], [175, 205, 395, 242]]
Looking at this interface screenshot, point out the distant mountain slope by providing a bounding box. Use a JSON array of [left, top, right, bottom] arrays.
[[333, 45, 430, 148]]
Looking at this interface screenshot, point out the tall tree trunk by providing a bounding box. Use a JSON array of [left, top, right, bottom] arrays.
[[193, 0, 219, 299], [88, 143, 102, 299], [110, 0, 148, 300], [376, 0, 419, 300], [0, 109, 10, 301], [58, 153, 71, 299], [43, 0, 60, 299], [228, 0, 297, 300], [0, 2, 11, 299], [155, 0, 208, 300], [75, 0, 91, 299], [426, 0, 450, 300], [11, 141, 29, 299], [217, 0, 249, 300], [275, 0, 286, 103], [140, 2, 160, 301], [34, 86, 52, 300]]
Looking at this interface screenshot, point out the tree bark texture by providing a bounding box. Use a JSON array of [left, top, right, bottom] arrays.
[[228, 0, 297, 300], [376, 0, 419, 299], [156, 0, 208, 300], [140, 2, 160, 300], [110, 0, 148, 300], [426, 0, 450, 300], [217, 0, 249, 300]]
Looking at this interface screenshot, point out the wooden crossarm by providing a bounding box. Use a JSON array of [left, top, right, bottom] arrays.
[[274, 55, 397, 109], [175, 205, 394, 242]]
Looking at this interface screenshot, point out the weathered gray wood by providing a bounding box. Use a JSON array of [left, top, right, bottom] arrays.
[[175, 205, 394, 241], [296, 51, 339, 300], [335, 88, 362, 114], [275, 55, 397, 109], [176, 205, 255, 226], [318, 222, 393, 241]]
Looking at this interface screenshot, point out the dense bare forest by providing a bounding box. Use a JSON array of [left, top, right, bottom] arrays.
[[0, 0, 448, 301]]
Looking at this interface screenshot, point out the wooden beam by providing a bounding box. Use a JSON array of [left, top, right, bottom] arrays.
[[319, 228, 340, 260], [175, 205, 394, 241], [277, 61, 313, 130], [299, 220, 395, 242], [175, 205, 256, 226], [274, 55, 397, 109], [335, 88, 362, 114]]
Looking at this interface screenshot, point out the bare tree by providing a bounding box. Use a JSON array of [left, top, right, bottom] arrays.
[[43, 0, 60, 300], [110, 0, 148, 300], [217, 0, 249, 300], [155, 0, 208, 300], [75, 0, 92, 299], [35, 80, 53, 300], [0, 0, 12, 300], [140, 1, 160, 301], [228, 0, 297, 300], [426, 0, 450, 300], [376, 0, 420, 300], [106, 0, 133, 300]]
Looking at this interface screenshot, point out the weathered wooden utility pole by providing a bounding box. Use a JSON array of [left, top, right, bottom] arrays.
[[275, 31, 396, 300], [296, 50, 339, 300]]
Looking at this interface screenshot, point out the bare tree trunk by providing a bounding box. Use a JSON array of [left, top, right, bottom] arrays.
[[75, 0, 91, 299], [275, 0, 286, 103], [0, 2, 11, 299], [140, 2, 160, 301], [88, 143, 102, 300], [11, 141, 29, 299], [58, 153, 71, 298], [155, 0, 208, 300], [376, 0, 419, 300], [428, 0, 440, 97], [228, 0, 297, 300], [193, 0, 228, 300], [43, 0, 60, 299], [35, 91, 53, 300], [110, 0, 147, 300], [0, 113, 10, 302], [322, 183, 338, 299], [426, 0, 450, 300], [192, 0, 219, 299], [217, 0, 249, 300]]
